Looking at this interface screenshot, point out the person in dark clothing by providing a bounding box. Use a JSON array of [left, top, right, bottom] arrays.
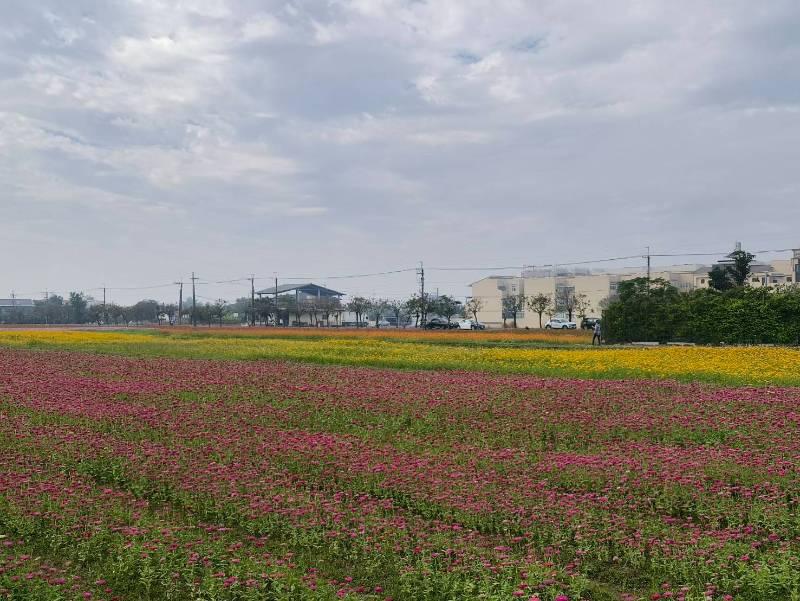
[[592, 321, 602, 345]]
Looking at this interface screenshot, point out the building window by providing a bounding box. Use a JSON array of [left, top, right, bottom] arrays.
[[788, 277, 793, 282], [700, 279, 705, 284], [752, 278, 759, 283]]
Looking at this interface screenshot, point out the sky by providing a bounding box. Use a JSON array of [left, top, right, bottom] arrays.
[[2, 0, 800, 304]]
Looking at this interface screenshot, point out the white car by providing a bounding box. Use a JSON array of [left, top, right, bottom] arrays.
[[458, 319, 486, 330], [544, 318, 577, 329]]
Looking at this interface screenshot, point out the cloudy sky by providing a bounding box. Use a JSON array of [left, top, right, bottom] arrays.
[[2, 0, 799, 303]]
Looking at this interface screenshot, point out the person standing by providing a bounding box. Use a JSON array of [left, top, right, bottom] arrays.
[[592, 321, 602, 345]]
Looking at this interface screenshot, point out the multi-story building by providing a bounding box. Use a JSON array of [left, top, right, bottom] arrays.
[[470, 247, 800, 329]]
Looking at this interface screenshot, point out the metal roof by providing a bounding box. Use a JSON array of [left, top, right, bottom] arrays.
[[256, 283, 344, 297], [0, 299, 35, 308]]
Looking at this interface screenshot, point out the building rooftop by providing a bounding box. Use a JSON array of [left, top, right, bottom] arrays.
[[256, 283, 344, 297]]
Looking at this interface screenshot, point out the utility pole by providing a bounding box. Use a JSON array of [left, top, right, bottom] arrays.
[[274, 274, 279, 327], [43, 290, 49, 325], [646, 246, 651, 284], [417, 261, 426, 324], [249, 274, 256, 327], [191, 272, 198, 327], [175, 281, 184, 325], [103, 287, 106, 321]]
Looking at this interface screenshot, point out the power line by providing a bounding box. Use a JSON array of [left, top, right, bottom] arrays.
[[8, 245, 797, 302]]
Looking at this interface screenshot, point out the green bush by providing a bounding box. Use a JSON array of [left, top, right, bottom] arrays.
[[604, 279, 800, 344]]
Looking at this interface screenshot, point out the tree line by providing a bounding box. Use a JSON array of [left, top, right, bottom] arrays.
[[0, 291, 473, 328], [603, 250, 800, 344], [500, 289, 593, 328]]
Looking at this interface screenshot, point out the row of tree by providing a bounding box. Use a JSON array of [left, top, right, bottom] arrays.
[[0, 294, 176, 326], [237, 293, 469, 328], [500, 289, 593, 328], [1, 291, 474, 327]]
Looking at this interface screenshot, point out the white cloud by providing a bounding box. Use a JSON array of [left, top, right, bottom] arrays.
[[1, 0, 799, 302]]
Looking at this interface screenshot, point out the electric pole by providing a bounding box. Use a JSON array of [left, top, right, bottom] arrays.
[[417, 262, 425, 324], [175, 281, 184, 325], [191, 272, 198, 327], [103, 287, 106, 323], [42, 290, 49, 325], [274, 273, 279, 327], [250, 274, 256, 327], [646, 246, 651, 284]]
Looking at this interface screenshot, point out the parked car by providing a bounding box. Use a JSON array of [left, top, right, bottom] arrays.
[[423, 317, 451, 330], [458, 319, 486, 330], [580, 317, 601, 330], [375, 319, 391, 328], [544, 318, 577, 329]]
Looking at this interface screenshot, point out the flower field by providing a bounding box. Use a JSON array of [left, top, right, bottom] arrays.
[[2, 332, 800, 600], [1, 328, 800, 385]]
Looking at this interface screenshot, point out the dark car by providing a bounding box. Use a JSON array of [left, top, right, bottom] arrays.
[[580, 317, 601, 330], [423, 317, 450, 330]]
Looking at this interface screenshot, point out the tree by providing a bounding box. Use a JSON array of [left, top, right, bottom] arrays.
[[728, 249, 756, 287], [602, 277, 683, 343], [464, 297, 484, 322], [255, 297, 274, 326], [210, 299, 227, 326], [404, 293, 432, 327], [434, 295, 461, 325], [317, 296, 341, 327], [369, 298, 390, 327], [502, 293, 526, 328], [107, 303, 127, 326], [346, 296, 371, 327], [386, 299, 407, 328], [132, 300, 159, 324], [708, 265, 733, 291], [574, 293, 592, 321], [68, 292, 88, 324], [87, 304, 105, 326], [526, 293, 552, 328], [554, 287, 580, 321]]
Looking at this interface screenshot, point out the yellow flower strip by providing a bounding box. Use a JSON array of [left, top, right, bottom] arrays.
[[1, 329, 798, 385]]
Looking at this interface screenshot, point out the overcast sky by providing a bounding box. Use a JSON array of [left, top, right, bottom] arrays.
[[2, 0, 799, 303]]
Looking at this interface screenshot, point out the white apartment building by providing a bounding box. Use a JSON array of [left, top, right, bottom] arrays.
[[470, 248, 800, 329]]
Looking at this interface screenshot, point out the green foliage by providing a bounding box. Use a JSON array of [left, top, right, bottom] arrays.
[[728, 249, 756, 287], [68, 291, 88, 324], [604, 279, 800, 344], [708, 265, 733, 291], [602, 278, 684, 343]]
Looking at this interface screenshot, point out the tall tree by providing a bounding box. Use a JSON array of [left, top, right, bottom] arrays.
[[555, 287, 578, 321], [404, 293, 431, 327], [386, 299, 407, 328], [526, 293, 552, 328], [574, 293, 592, 320], [728, 249, 756, 287], [132, 300, 159, 324], [434, 295, 461, 325], [255, 297, 274, 326], [368, 298, 390, 327], [68, 292, 88, 324], [87, 304, 105, 326], [464, 297, 484, 323], [346, 296, 371, 327], [502, 294, 526, 328], [210, 299, 227, 326], [708, 265, 733, 291]]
